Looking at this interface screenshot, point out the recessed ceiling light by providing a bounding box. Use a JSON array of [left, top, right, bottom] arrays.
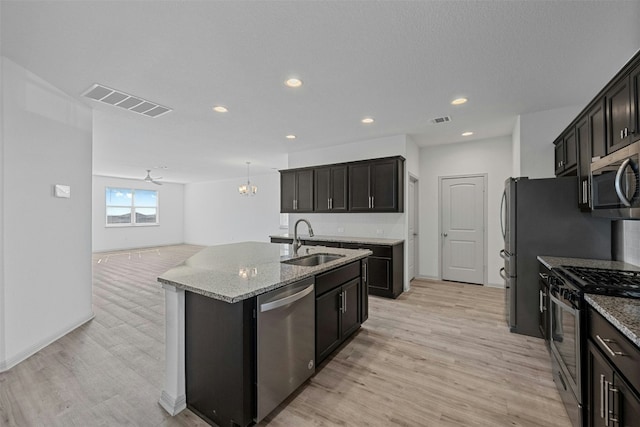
[[213, 105, 228, 113], [451, 97, 468, 105], [285, 78, 303, 88], [361, 117, 375, 124], [286, 134, 296, 139], [462, 131, 474, 136]]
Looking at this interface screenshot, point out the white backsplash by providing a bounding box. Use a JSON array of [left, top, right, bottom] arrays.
[[613, 220, 640, 267], [288, 212, 406, 240]]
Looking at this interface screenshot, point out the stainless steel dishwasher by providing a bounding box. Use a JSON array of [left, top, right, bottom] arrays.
[[256, 277, 315, 422]]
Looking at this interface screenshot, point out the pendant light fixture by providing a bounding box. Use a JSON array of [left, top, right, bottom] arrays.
[[239, 161, 258, 196]]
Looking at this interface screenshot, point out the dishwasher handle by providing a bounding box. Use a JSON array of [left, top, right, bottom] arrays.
[[260, 284, 315, 313]]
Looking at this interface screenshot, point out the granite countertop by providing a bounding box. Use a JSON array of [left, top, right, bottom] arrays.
[[158, 241, 371, 303], [537, 256, 640, 272], [585, 294, 640, 348], [270, 233, 404, 246]]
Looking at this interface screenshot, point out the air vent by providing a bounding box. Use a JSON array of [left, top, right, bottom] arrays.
[[82, 84, 172, 118], [430, 116, 452, 124]]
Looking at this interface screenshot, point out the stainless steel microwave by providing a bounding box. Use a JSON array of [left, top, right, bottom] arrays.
[[591, 140, 640, 219]]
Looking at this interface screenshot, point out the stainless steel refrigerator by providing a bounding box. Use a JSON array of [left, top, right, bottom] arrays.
[[500, 177, 611, 337]]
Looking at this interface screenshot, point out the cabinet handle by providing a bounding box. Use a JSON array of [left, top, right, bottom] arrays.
[[609, 386, 619, 425], [343, 290, 347, 313], [600, 374, 605, 420], [371, 196, 374, 208], [294, 199, 297, 210], [621, 129, 625, 140], [596, 334, 626, 357], [363, 263, 368, 283], [330, 198, 333, 209], [328, 198, 330, 209], [605, 379, 609, 426], [539, 290, 543, 313]]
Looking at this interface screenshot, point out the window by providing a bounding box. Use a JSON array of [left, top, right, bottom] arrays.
[[106, 187, 158, 226]]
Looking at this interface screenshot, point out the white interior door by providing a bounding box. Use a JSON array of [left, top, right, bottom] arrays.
[[408, 177, 418, 280], [440, 176, 485, 285]]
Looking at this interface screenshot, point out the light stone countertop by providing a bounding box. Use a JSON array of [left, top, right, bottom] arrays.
[[585, 294, 640, 348], [270, 233, 404, 246], [537, 256, 640, 272], [158, 241, 371, 303]]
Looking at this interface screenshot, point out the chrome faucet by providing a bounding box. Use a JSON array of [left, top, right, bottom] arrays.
[[293, 218, 314, 256]]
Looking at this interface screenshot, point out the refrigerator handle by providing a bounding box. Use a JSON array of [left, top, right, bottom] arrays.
[[499, 267, 507, 281], [500, 189, 507, 239]]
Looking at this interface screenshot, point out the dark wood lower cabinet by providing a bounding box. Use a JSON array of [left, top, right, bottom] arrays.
[[588, 341, 640, 427], [186, 259, 367, 426], [588, 308, 640, 427], [315, 262, 363, 364]]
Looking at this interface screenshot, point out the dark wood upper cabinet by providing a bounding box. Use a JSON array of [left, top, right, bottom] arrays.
[[576, 116, 590, 209], [314, 165, 347, 212], [282, 156, 404, 214], [348, 158, 404, 212], [589, 99, 607, 160], [554, 129, 577, 176], [606, 76, 634, 153], [632, 63, 640, 144], [280, 169, 313, 213]]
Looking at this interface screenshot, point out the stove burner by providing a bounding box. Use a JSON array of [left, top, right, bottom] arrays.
[[560, 266, 640, 299]]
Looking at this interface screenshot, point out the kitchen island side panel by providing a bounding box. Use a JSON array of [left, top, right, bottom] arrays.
[[185, 292, 255, 427]]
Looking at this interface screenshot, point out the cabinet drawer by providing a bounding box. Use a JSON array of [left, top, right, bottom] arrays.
[[341, 243, 391, 258], [589, 308, 640, 394], [315, 261, 360, 296]]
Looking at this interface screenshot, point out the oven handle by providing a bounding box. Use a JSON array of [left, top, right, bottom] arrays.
[[614, 158, 632, 207], [549, 292, 578, 313]]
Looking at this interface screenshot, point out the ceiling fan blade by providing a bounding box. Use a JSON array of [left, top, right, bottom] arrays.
[[152, 180, 162, 185]]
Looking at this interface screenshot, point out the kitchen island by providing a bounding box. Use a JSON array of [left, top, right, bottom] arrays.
[[157, 241, 371, 426]]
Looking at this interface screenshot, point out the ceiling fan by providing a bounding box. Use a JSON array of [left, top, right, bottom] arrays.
[[143, 169, 163, 185]]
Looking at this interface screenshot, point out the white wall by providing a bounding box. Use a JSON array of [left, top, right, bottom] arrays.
[[184, 173, 281, 246], [518, 105, 582, 179], [1, 57, 93, 371], [92, 175, 185, 252], [512, 116, 521, 177], [613, 221, 640, 267], [418, 136, 513, 286]]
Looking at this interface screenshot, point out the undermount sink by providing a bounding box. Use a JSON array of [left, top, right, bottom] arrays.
[[282, 253, 345, 267]]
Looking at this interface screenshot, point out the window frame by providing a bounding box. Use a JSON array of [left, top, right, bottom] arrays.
[[105, 187, 159, 227]]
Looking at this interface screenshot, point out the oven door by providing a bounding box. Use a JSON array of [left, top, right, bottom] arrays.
[[549, 291, 581, 403], [591, 141, 640, 218]]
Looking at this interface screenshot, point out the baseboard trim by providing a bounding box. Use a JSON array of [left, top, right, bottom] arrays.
[[159, 390, 186, 416], [0, 312, 95, 373]]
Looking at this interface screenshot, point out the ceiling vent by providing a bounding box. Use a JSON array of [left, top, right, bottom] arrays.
[[82, 84, 172, 118], [430, 116, 451, 124]]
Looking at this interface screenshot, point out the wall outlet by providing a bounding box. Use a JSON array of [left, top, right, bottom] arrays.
[[337, 227, 345, 234], [376, 229, 384, 235]]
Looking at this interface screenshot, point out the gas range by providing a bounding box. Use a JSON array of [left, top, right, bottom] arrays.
[[557, 265, 640, 299]]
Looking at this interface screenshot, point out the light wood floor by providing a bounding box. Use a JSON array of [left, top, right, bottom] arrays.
[[0, 245, 571, 427]]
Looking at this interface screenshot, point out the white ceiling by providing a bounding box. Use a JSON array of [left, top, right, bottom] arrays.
[[2, 1, 639, 184]]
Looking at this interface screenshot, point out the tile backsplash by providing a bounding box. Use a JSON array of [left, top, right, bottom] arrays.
[[613, 220, 640, 267]]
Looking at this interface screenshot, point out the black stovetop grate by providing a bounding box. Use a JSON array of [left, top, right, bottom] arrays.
[[561, 266, 640, 298]]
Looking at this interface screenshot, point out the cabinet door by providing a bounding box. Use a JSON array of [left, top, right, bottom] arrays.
[[564, 128, 577, 171], [554, 138, 565, 175], [348, 163, 371, 211], [590, 99, 607, 160], [360, 259, 369, 323], [314, 167, 331, 212], [577, 116, 591, 208], [606, 77, 633, 153], [588, 342, 612, 427], [632, 63, 640, 144], [280, 171, 296, 213], [341, 278, 360, 337], [371, 159, 398, 211], [316, 287, 342, 363], [330, 165, 348, 211], [296, 169, 314, 212], [615, 373, 640, 427], [368, 256, 391, 292]]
